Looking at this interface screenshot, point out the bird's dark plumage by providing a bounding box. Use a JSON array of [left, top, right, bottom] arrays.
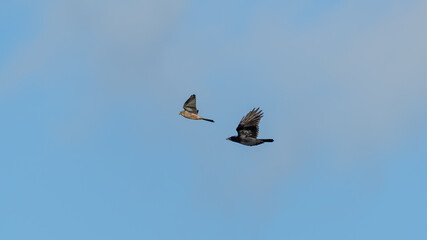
[[227, 108, 273, 146], [237, 107, 263, 139], [183, 94, 198, 114]]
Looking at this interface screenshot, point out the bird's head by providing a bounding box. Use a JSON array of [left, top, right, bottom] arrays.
[[226, 136, 239, 142]]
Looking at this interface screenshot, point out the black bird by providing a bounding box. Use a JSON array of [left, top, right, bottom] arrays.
[[226, 108, 274, 146]]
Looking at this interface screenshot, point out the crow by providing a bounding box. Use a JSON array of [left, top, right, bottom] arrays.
[[227, 108, 273, 146]]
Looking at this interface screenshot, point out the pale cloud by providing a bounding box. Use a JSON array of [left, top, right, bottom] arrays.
[[248, 0, 427, 163], [0, 0, 187, 99], [193, 0, 427, 207]]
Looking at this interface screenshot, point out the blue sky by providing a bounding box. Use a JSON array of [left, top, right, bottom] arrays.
[[1, 0, 426, 239]]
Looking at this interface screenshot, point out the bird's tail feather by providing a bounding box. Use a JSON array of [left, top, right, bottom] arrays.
[[261, 139, 274, 143], [202, 118, 215, 123]]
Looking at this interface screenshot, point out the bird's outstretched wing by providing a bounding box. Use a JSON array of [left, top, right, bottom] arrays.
[[236, 108, 263, 138], [183, 94, 198, 113]]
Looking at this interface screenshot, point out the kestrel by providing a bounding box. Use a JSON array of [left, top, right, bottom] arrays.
[[226, 108, 273, 146], [179, 94, 214, 123]]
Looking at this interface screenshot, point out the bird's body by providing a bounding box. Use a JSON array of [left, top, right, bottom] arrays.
[[179, 94, 214, 123], [227, 136, 273, 146], [227, 108, 273, 146], [179, 111, 206, 120]]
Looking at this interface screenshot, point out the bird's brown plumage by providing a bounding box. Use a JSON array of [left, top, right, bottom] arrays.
[[179, 94, 214, 123]]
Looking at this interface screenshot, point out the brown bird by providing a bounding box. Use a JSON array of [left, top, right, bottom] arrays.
[[179, 94, 214, 123], [226, 108, 273, 146]]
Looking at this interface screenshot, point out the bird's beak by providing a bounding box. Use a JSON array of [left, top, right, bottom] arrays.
[[226, 138, 230, 140]]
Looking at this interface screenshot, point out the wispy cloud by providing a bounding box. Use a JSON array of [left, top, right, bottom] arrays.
[[190, 0, 427, 207], [0, 0, 187, 98]]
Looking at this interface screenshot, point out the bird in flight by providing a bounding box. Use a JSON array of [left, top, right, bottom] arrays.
[[179, 94, 214, 123], [226, 108, 273, 146]]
